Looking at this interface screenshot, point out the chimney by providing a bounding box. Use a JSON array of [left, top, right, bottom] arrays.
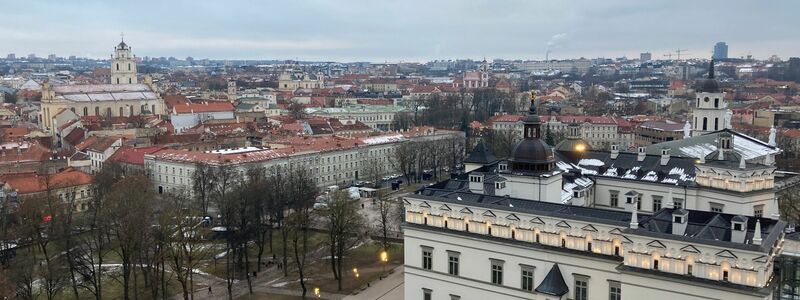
[[671, 209, 688, 236], [610, 144, 619, 159], [660, 148, 670, 166], [753, 219, 763, 245], [637, 146, 646, 162], [730, 216, 748, 244]]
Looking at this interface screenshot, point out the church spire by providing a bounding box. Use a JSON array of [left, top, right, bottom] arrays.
[[708, 59, 715, 79], [523, 91, 542, 139]]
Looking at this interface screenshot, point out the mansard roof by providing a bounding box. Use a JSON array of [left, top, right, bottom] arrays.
[[637, 208, 784, 252], [643, 128, 779, 161], [556, 149, 697, 186]]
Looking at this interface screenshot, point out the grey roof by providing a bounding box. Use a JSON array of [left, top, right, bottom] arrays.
[[638, 208, 784, 252], [644, 129, 779, 161], [464, 140, 497, 165], [556, 150, 697, 186], [416, 181, 633, 226], [535, 263, 569, 296]]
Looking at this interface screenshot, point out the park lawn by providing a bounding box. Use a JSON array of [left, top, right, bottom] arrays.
[[286, 241, 404, 295], [199, 232, 326, 280], [52, 268, 201, 300], [236, 292, 305, 300]]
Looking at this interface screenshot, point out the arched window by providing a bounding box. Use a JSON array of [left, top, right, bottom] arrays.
[[702, 117, 708, 131], [83, 107, 88, 116], [106, 107, 112, 117], [128, 63, 131, 70], [119, 107, 124, 116], [714, 117, 719, 131], [116, 63, 119, 71], [116, 78, 120, 84], [128, 78, 132, 84], [95, 106, 100, 116], [152, 105, 156, 114], [70, 107, 75, 113], [714, 98, 720, 108]]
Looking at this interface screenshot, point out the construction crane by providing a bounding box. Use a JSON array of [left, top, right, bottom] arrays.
[[663, 49, 689, 60], [675, 49, 689, 60]]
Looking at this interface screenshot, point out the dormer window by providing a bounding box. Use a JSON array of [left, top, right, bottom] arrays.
[[495, 182, 505, 189], [470, 175, 482, 183], [673, 216, 683, 224], [733, 223, 743, 231]]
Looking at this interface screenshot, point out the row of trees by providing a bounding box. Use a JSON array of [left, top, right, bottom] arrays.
[[390, 136, 466, 186], [401, 88, 525, 131]]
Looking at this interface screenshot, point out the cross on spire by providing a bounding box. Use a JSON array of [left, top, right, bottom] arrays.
[[120, 32, 124, 43]]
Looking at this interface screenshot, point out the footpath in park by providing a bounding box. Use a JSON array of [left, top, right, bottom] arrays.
[[343, 266, 404, 300]]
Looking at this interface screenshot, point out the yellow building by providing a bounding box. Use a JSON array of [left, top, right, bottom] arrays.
[[39, 40, 165, 131]]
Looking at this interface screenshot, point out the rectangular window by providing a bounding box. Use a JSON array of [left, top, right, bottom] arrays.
[[422, 247, 433, 270], [754, 205, 764, 218], [609, 281, 621, 300], [610, 191, 619, 207], [521, 266, 534, 291], [652, 196, 662, 211], [575, 277, 588, 300], [491, 260, 504, 285], [674, 198, 684, 209], [423, 288, 432, 300], [711, 203, 724, 213], [448, 251, 459, 276]]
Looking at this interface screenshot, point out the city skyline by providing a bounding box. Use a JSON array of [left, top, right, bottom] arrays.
[[2, 0, 799, 62]]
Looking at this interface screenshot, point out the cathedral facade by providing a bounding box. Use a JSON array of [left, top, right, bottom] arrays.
[[39, 40, 165, 131]]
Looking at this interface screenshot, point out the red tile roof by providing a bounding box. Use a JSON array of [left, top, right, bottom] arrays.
[[173, 101, 234, 114], [0, 168, 92, 194], [107, 146, 165, 166]]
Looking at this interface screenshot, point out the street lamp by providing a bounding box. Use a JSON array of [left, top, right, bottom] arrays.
[[314, 287, 320, 298], [380, 250, 389, 279], [353, 267, 359, 278]]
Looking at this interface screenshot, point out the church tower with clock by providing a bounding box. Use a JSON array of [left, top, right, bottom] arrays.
[[111, 37, 138, 85], [692, 59, 728, 136]]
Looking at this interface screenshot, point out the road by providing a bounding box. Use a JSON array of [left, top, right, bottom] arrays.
[[343, 266, 404, 300]]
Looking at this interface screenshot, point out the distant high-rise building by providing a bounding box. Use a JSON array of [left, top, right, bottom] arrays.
[[48, 54, 57, 60], [68, 55, 76, 60], [713, 42, 728, 60], [6, 54, 15, 60], [27, 53, 36, 59], [640, 52, 652, 61]]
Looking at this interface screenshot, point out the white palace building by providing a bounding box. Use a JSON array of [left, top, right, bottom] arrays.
[[403, 62, 798, 300]]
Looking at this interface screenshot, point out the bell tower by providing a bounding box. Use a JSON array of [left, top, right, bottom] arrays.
[[111, 35, 138, 85], [692, 59, 726, 136]]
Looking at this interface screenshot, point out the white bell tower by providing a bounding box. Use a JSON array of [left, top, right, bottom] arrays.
[[111, 35, 138, 85], [692, 59, 726, 136]]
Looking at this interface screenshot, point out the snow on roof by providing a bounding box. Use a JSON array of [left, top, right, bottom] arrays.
[[362, 134, 405, 145], [577, 158, 605, 167], [206, 147, 263, 155]]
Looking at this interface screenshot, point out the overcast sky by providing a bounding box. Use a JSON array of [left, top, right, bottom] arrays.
[[1, 0, 798, 62]]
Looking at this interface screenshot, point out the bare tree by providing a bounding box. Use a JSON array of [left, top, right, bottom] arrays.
[[192, 163, 216, 214], [286, 167, 317, 298], [390, 141, 419, 186], [164, 189, 212, 300], [322, 191, 366, 291], [107, 176, 155, 300], [213, 164, 240, 300]]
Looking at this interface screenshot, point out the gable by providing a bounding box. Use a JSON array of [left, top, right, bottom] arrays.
[[555, 221, 571, 228], [646, 240, 667, 249], [680, 245, 701, 254], [459, 207, 474, 214], [581, 224, 598, 232], [715, 250, 738, 259], [530, 217, 545, 225], [505, 213, 520, 221]]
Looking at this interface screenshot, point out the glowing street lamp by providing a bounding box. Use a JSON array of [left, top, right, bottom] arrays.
[[314, 287, 320, 298], [353, 267, 359, 278], [380, 250, 389, 278]]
